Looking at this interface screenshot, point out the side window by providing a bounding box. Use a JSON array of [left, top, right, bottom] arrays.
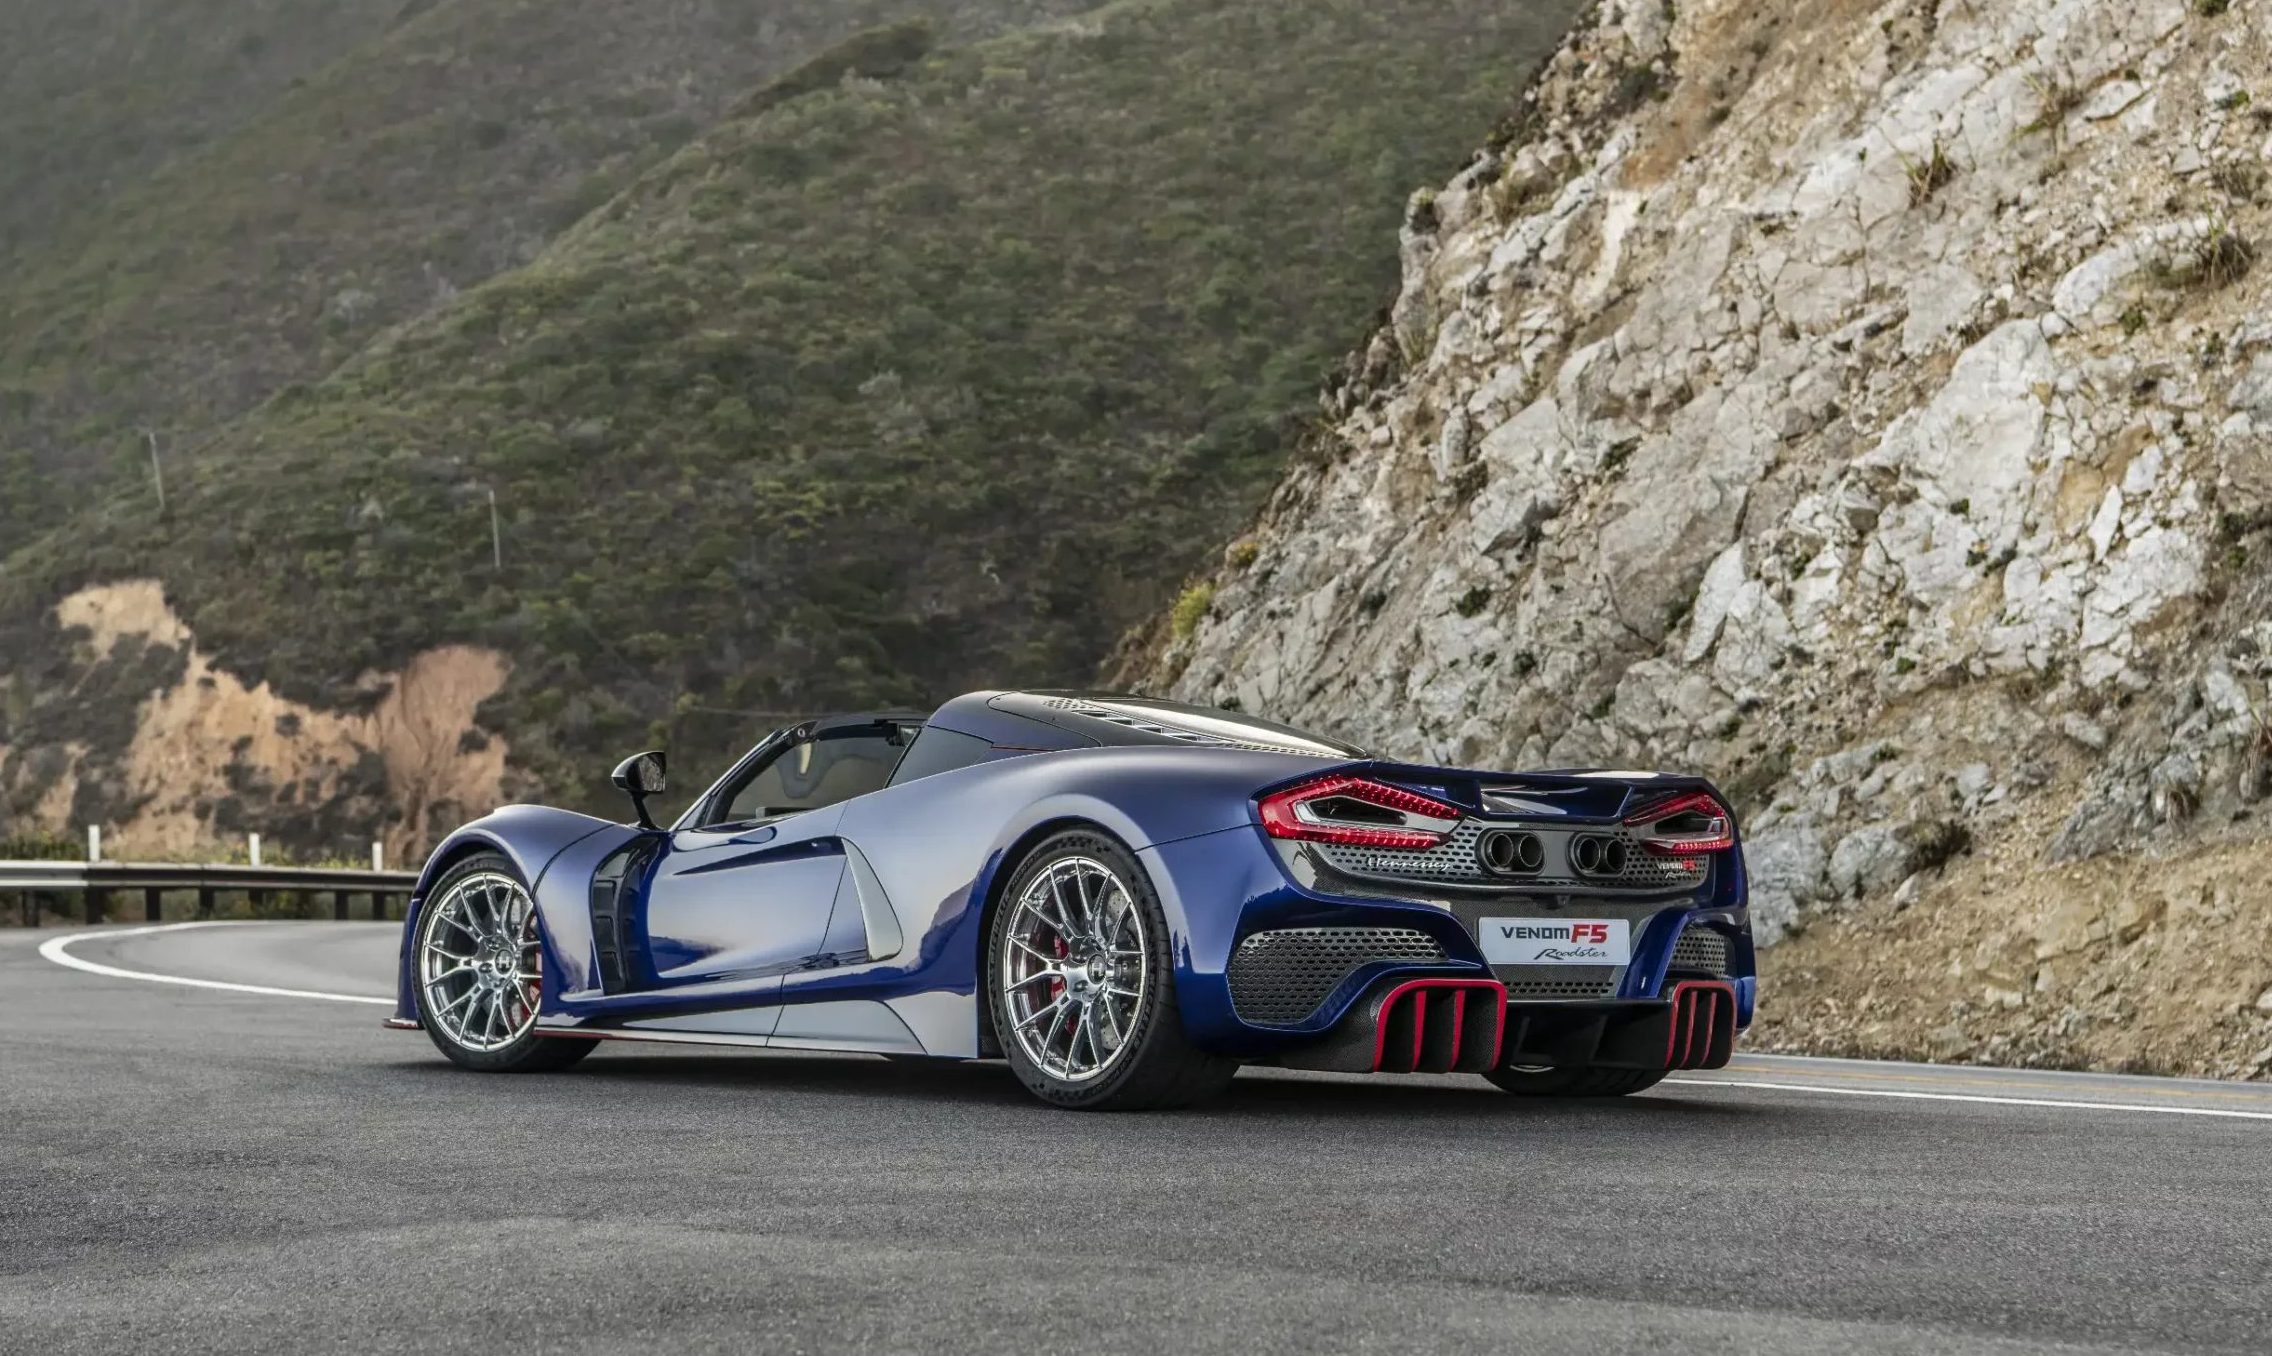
[[714, 728, 908, 825], [886, 726, 993, 787]]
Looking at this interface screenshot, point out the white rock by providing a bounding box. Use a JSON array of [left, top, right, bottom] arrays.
[[2080, 80, 2148, 120], [2231, 356, 2272, 420], [2089, 486, 2123, 560], [1743, 824, 1829, 943], [1830, 825, 1911, 899], [1683, 544, 1747, 664], [2052, 242, 2147, 328], [2061, 713, 2110, 750], [2080, 526, 2204, 656]]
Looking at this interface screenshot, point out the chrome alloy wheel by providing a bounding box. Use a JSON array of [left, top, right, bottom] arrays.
[[999, 856, 1149, 1083], [418, 871, 543, 1052]]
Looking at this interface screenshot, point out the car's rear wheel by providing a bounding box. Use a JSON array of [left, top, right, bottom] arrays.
[[986, 831, 1237, 1111], [1486, 1063, 1664, 1097], [416, 852, 593, 1073]]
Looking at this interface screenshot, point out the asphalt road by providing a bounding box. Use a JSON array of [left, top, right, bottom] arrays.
[[6, 923, 2271, 1354]]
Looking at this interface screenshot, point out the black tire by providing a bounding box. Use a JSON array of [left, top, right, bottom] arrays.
[[1485, 1064, 1664, 1097], [415, 852, 594, 1074], [986, 830, 1238, 1111]]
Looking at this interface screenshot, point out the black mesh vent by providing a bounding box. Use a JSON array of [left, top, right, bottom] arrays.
[[1668, 925, 1730, 976], [1501, 971, 1620, 1000], [1228, 927, 1446, 1024]]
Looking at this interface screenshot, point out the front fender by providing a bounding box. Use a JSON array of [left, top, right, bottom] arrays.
[[391, 805, 627, 1025]]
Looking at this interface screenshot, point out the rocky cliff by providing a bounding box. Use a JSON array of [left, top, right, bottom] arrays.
[[1138, 0, 2272, 1076]]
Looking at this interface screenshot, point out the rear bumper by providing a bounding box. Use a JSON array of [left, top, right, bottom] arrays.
[[1140, 823, 1756, 1063]]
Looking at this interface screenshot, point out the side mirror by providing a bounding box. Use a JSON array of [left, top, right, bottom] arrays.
[[611, 750, 667, 830]]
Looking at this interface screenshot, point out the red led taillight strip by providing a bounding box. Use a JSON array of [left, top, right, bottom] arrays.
[[1623, 790, 1736, 855], [1257, 774, 1463, 850]]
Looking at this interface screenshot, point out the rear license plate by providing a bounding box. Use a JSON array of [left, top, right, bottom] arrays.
[[1478, 917, 1630, 965]]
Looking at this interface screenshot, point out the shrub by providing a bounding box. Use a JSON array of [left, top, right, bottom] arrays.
[[0, 830, 80, 860], [1170, 582, 1216, 640]]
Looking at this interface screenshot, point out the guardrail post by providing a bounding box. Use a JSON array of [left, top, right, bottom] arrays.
[[84, 887, 104, 925], [332, 890, 348, 921], [197, 886, 215, 920], [144, 887, 162, 922]]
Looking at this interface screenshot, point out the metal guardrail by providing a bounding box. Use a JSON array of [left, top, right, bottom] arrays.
[[1, 859, 418, 926]]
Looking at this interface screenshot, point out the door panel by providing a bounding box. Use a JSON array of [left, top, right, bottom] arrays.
[[641, 807, 848, 987]]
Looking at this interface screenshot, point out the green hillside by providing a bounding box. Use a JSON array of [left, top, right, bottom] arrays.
[[0, 0, 405, 259], [4, 0, 1576, 815], [0, 0, 1105, 549]]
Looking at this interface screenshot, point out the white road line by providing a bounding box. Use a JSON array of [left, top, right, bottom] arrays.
[[38, 921, 393, 1006], [1665, 1076, 2272, 1122]]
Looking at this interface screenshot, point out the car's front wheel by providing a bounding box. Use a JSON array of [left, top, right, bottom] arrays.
[[986, 831, 1236, 1111], [415, 852, 593, 1073]]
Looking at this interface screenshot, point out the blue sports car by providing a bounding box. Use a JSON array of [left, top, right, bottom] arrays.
[[387, 691, 1754, 1110]]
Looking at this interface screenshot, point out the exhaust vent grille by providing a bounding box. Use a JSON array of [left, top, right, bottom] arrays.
[[1501, 972, 1621, 1000], [1668, 925, 1730, 976], [1228, 927, 1446, 1025]]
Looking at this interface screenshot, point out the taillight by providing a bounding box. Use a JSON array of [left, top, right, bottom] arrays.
[[1257, 774, 1462, 850], [1624, 790, 1735, 854]]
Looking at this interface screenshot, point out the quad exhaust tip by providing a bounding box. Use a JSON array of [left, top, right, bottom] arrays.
[[1476, 828, 1545, 875], [1569, 833, 1628, 877]]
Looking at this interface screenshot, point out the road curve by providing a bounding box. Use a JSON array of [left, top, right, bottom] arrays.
[[6, 923, 2270, 1354]]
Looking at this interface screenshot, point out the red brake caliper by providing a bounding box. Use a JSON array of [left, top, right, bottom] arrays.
[[520, 921, 541, 1021]]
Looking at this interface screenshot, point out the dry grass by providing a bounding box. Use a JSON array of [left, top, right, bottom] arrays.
[[2018, 71, 2083, 146], [1902, 138, 1958, 204], [2211, 161, 2264, 203]]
